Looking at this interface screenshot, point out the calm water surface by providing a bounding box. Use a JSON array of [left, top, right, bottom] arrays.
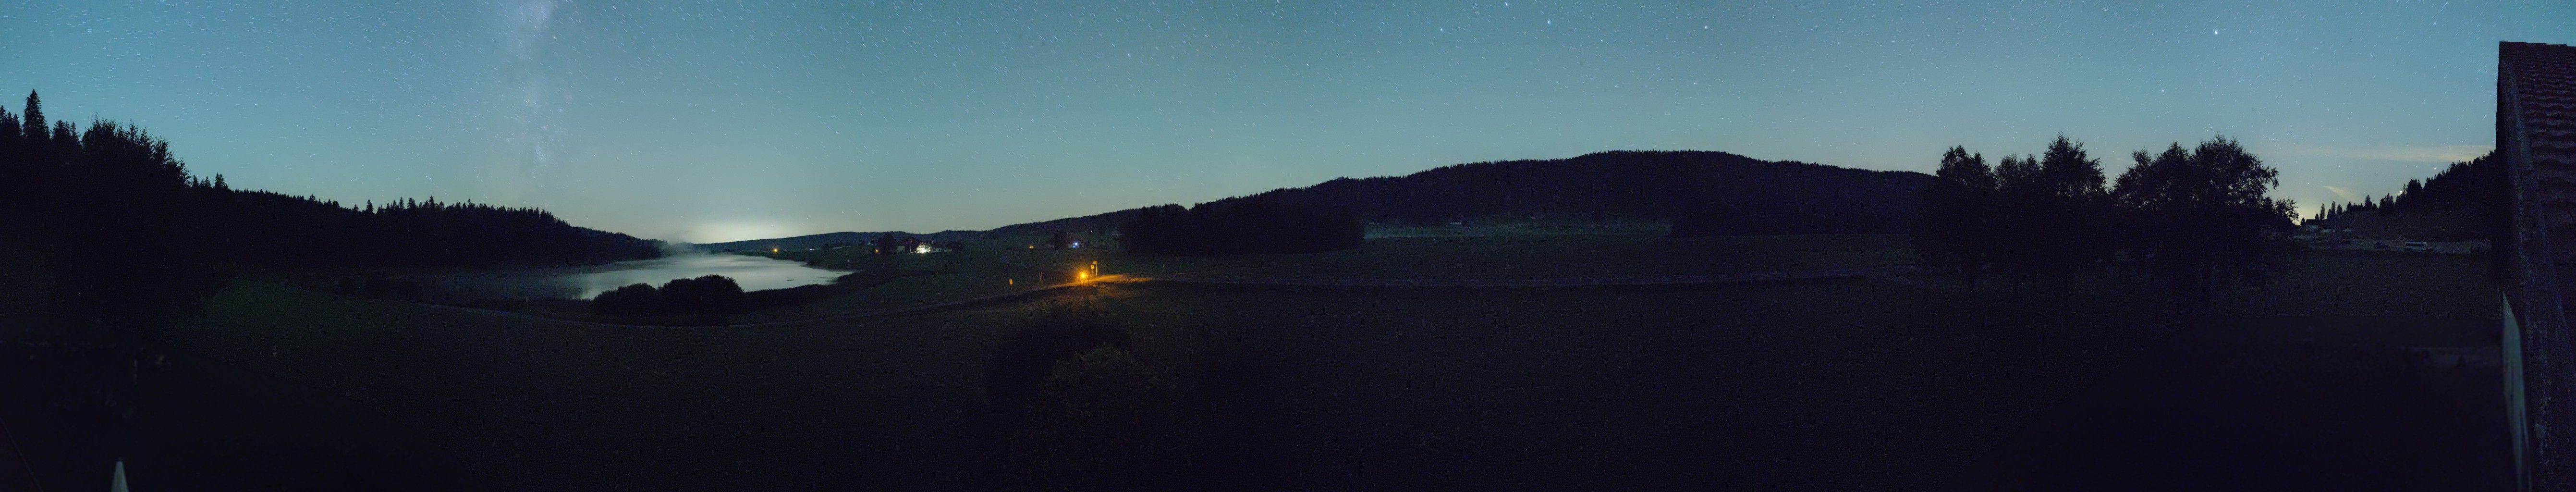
[[429, 254, 842, 301]]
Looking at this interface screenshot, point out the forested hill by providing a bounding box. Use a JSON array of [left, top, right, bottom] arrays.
[[201, 190, 667, 267], [0, 92, 665, 269], [744, 150, 1930, 245], [2304, 150, 2505, 241], [1239, 150, 1928, 236]]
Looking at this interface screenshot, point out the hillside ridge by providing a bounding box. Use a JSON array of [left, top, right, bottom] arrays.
[[704, 150, 1930, 250]]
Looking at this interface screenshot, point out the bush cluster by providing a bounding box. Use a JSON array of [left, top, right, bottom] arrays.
[[591, 274, 745, 317]]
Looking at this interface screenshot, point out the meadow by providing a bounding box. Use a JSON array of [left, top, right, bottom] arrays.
[[750, 227, 1911, 282], [106, 241, 2507, 490], [718, 230, 1915, 324]]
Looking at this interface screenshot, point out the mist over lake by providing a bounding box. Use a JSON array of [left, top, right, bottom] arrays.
[[427, 253, 843, 301]]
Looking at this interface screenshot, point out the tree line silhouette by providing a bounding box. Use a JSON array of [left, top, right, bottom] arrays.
[[0, 92, 667, 464], [1915, 135, 2299, 303], [0, 92, 662, 274], [0, 92, 226, 352], [2304, 150, 2505, 240], [1117, 198, 1364, 256]]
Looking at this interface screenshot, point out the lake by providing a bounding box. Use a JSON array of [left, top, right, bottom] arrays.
[[427, 253, 845, 301]]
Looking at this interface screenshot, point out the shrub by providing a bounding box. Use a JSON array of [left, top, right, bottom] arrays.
[[1005, 346, 1173, 492], [658, 274, 744, 313], [591, 283, 661, 316], [988, 300, 1131, 420]]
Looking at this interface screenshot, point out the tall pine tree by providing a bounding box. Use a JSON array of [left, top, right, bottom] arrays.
[[20, 91, 43, 146]]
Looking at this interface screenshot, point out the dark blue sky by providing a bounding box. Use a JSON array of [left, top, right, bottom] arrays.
[[3, 1, 2567, 242]]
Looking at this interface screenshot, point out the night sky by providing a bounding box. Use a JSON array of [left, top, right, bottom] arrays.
[[2, 1, 2567, 243]]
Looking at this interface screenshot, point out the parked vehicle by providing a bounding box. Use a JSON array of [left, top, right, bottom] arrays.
[[2404, 241, 2431, 252]]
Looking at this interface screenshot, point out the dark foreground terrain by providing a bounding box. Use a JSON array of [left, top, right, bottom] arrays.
[[39, 249, 2496, 491]]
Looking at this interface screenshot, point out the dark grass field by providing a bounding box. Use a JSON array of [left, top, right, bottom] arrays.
[[103, 248, 2506, 491], [1097, 279, 2168, 490], [1990, 254, 2510, 491], [1100, 256, 2505, 491]]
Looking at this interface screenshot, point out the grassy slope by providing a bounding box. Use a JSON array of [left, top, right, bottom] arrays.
[[2220, 254, 2502, 346], [1990, 254, 2507, 490], [725, 233, 1910, 323], [129, 249, 2503, 490], [133, 281, 1038, 491], [1103, 279, 2163, 490], [1101, 257, 2504, 490]]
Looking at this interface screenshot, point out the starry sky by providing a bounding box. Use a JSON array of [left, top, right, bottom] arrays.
[[1, 1, 2568, 243]]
